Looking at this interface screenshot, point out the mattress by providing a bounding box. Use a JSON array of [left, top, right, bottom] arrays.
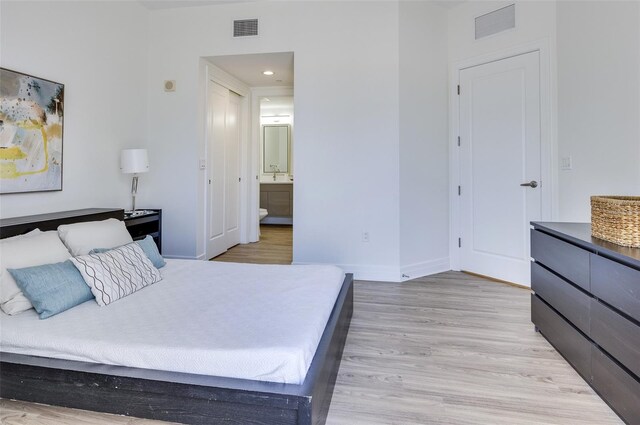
[[0, 259, 345, 385]]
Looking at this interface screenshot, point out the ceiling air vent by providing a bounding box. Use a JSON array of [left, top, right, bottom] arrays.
[[475, 4, 515, 39], [233, 19, 258, 37]]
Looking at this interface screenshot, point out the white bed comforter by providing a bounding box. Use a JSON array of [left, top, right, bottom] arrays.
[[0, 260, 345, 384]]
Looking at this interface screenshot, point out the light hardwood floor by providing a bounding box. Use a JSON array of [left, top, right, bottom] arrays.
[[1, 270, 621, 424], [327, 273, 621, 425], [212, 225, 292, 264]]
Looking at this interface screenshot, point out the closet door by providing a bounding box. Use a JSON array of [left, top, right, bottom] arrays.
[[225, 91, 241, 248], [206, 82, 242, 259], [206, 81, 229, 259]]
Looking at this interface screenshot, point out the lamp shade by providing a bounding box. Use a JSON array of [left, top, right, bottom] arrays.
[[120, 149, 149, 174]]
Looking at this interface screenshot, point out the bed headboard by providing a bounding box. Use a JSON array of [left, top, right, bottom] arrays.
[[0, 208, 125, 239]]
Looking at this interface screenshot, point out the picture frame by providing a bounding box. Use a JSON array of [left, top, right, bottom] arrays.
[[0, 68, 64, 194]]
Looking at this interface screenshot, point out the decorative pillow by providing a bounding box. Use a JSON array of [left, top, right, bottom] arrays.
[[70, 243, 162, 306], [8, 260, 94, 319], [135, 236, 166, 268], [91, 236, 166, 269], [58, 218, 133, 257], [0, 231, 72, 315]]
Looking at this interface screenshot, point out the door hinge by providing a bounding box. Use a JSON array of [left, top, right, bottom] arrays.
[[238, 177, 241, 182], [458, 237, 462, 248], [458, 185, 461, 196], [457, 85, 460, 95], [457, 136, 461, 146]]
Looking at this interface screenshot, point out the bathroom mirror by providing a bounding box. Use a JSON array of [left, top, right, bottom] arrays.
[[263, 124, 290, 174]]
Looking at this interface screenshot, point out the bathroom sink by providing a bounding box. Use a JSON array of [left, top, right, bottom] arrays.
[[261, 175, 293, 184]]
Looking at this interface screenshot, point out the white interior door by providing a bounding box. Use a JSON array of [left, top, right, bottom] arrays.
[[459, 51, 541, 287], [206, 82, 241, 259], [207, 82, 228, 259], [225, 91, 241, 247]]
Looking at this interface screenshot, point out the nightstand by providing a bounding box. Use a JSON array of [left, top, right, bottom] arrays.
[[124, 209, 162, 254]]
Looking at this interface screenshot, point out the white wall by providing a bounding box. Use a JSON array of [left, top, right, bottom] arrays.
[[0, 1, 149, 218], [556, 1, 640, 221], [146, 1, 402, 279], [399, 1, 450, 277]]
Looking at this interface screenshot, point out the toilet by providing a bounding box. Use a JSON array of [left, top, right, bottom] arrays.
[[259, 208, 268, 221]]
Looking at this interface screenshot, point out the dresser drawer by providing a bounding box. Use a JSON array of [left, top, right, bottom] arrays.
[[592, 346, 640, 425], [591, 299, 640, 379], [531, 294, 591, 380], [531, 230, 590, 291], [531, 262, 591, 335], [591, 254, 640, 323]]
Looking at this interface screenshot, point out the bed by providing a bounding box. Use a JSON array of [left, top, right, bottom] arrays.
[[0, 208, 353, 425]]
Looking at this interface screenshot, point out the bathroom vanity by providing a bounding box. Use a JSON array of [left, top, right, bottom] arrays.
[[530, 222, 640, 424], [260, 183, 293, 225]]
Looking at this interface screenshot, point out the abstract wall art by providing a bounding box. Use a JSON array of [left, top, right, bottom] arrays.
[[0, 68, 64, 194]]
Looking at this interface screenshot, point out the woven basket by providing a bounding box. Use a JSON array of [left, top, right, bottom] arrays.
[[591, 196, 640, 247]]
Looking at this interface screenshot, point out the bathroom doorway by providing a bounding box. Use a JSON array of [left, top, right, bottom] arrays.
[[258, 95, 294, 225]]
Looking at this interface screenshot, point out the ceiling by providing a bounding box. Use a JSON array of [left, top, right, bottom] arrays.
[[140, 0, 464, 11], [434, 1, 465, 10], [139, 1, 254, 10], [206, 52, 294, 87]]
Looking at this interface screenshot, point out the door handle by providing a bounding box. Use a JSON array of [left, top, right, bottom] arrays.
[[520, 180, 538, 188]]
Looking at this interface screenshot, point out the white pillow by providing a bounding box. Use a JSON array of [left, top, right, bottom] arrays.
[[3, 228, 41, 242], [0, 231, 72, 315], [58, 218, 133, 256], [70, 243, 161, 306]]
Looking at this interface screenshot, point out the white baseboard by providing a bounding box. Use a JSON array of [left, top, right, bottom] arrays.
[[400, 257, 450, 281], [164, 256, 450, 282], [292, 261, 403, 282], [163, 254, 204, 260]]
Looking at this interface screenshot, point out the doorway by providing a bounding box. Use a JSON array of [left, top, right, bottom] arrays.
[[204, 52, 294, 261], [457, 51, 543, 286], [258, 95, 294, 226]]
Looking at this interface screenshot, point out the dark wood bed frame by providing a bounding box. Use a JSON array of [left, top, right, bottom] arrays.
[[0, 208, 354, 425]]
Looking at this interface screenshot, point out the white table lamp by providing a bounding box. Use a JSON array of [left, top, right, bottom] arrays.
[[120, 149, 149, 212]]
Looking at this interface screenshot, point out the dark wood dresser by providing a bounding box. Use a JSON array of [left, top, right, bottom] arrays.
[[531, 222, 640, 424]]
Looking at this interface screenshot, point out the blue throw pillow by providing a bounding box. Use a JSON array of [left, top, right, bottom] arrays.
[[8, 260, 94, 319], [136, 236, 166, 268], [90, 236, 165, 269]]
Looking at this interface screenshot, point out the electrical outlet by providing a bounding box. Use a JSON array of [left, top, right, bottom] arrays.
[[199, 159, 206, 170], [362, 231, 370, 243]]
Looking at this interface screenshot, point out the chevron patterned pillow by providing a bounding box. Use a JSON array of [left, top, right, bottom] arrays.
[[70, 243, 162, 306]]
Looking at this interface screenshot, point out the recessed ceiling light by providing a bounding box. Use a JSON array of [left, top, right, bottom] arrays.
[[262, 70, 274, 76]]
